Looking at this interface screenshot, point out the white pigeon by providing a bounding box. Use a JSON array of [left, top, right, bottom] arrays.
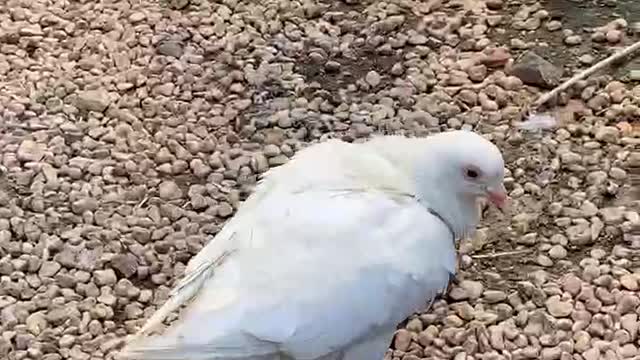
[[119, 130, 507, 360]]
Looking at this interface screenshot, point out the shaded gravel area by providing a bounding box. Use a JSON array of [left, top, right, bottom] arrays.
[[0, 0, 638, 360]]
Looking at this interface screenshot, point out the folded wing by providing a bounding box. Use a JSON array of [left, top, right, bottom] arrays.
[[120, 186, 456, 360], [132, 139, 417, 337]]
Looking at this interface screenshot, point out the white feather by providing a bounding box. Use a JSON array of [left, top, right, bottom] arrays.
[[119, 130, 505, 360], [132, 138, 418, 337], [515, 113, 558, 131], [121, 189, 454, 360]]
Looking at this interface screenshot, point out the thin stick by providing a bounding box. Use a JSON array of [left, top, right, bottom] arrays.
[[134, 195, 149, 210], [2, 123, 51, 131], [532, 39, 640, 110], [472, 249, 532, 259]]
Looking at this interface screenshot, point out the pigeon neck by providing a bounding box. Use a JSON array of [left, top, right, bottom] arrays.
[[412, 158, 479, 242], [362, 135, 480, 240]]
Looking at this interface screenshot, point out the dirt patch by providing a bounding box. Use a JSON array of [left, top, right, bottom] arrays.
[[296, 44, 402, 98], [293, 0, 424, 102], [492, 0, 640, 81], [546, 0, 640, 27]]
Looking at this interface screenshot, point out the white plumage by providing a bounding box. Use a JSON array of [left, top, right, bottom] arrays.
[[119, 130, 506, 360]]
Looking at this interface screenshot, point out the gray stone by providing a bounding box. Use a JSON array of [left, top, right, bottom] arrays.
[[511, 51, 563, 89], [76, 90, 111, 112], [157, 40, 184, 58]]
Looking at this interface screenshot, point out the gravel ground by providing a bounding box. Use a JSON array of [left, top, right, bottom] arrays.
[[0, 0, 639, 360]]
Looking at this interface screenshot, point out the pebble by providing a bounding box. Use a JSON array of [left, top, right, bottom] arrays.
[[549, 245, 567, 259], [545, 20, 562, 31], [394, 329, 412, 351], [159, 181, 183, 200], [564, 35, 582, 45], [365, 71, 382, 88], [76, 90, 112, 112], [157, 40, 184, 58], [620, 274, 638, 290], [16, 140, 45, 162], [511, 50, 562, 88], [483, 290, 507, 303], [546, 296, 573, 317], [578, 54, 595, 65]]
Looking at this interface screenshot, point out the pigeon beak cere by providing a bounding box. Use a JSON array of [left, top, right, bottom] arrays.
[[485, 184, 508, 209]]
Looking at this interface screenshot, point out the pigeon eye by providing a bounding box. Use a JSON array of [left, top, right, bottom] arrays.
[[464, 167, 481, 179]]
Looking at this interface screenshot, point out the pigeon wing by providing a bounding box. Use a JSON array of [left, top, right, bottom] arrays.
[[120, 187, 455, 360]]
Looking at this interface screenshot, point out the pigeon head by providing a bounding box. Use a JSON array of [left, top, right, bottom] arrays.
[[414, 130, 507, 238], [431, 130, 507, 208]]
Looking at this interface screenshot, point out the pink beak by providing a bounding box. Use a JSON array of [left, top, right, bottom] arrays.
[[486, 184, 508, 209]]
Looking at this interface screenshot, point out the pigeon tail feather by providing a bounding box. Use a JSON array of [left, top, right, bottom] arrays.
[[119, 331, 280, 360]]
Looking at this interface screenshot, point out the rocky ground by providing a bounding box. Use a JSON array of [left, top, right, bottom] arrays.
[[0, 0, 638, 359]]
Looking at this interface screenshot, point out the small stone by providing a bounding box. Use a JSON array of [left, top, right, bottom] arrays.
[[405, 318, 423, 332], [620, 274, 638, 291], [155, 83, 175, 97], [617, 294, 640, 314], [169, 0, 190, 9], [578, 54, 595, 65], [444, 314, 464, 327], [128, 12, 146, 23], [468, 65, 488, 82], [483, 290, 507, 303], [546, 296, 573, 317], [93, 269, 117, 286], [621, 314, 638, 337], [46, 306, 79, 325], [511, 38, 528, 50], [481, 47, 511, 68], [548, 245, 567, 259], [218, 202, 234, 217], [486, 0, 503, 9], [461, 280, 484, 299], [475, 311, 498, 324], [394, 329, 412, 351], [76, 89, 112, 112], [408, 34, 428, 45], [390, 63, 404, 75], [26, 312, 47, 336], [546, 20, 562, 31], [583, 348, 599, 360], [537, 254, 554, 267], [561, 274, 582, 296], [365, 71, 381, 88], [541, 346, 562, 360], [159, 181, 183, 200], [39, 261, 61, 277], [45, 97, 64, 112], [20, 24, 44, 36], [580, 201, 599, 217], [157, 40, 184, 58], [325, 61, 341, 72], [71, 198, 98, 214], [591, 31, 607, 43], [564, 35, 582, 45], [511, 51, 562, 88], [59, 334, 75, 348], [110, 254, 138, 278], [451, 302, 475, 320], [600, 207, 625, 224], [17, 140, 45, 162], [594, 126, 620, 143]]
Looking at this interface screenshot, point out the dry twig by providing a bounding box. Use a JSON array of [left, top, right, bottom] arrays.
[[531, 39, 640, 110], [472, 249, 533, 259]]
